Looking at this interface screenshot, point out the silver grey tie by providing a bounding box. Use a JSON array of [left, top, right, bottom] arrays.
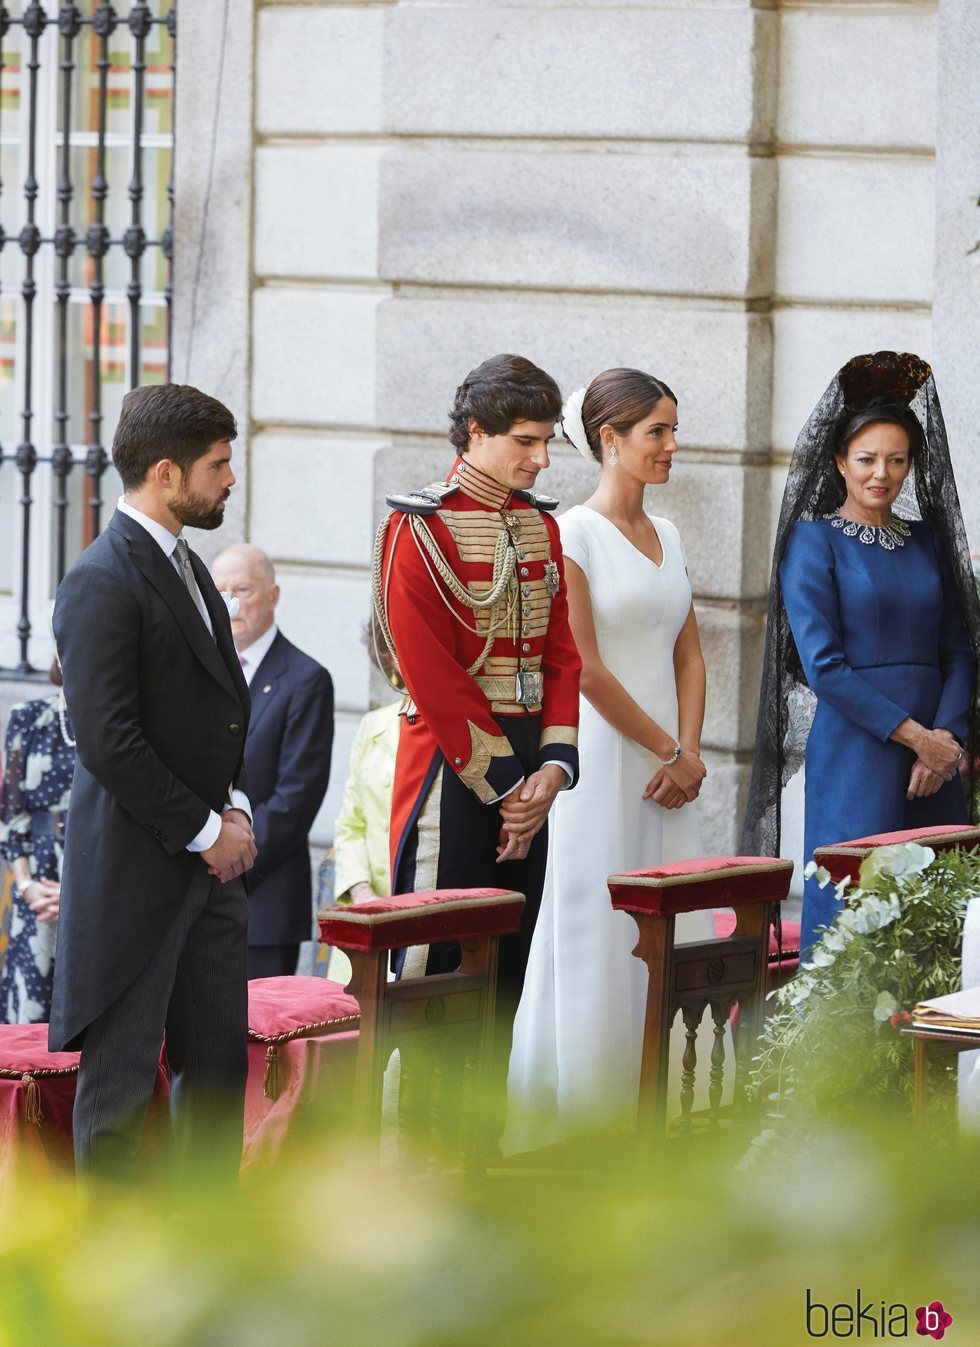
[[173, 538, 213, 635]]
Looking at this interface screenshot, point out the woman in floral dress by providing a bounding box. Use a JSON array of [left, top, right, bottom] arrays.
[[0, 663, 76, 1023]]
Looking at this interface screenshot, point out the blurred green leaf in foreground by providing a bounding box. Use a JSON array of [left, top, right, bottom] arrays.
[[1, 1083, 978, 1347]]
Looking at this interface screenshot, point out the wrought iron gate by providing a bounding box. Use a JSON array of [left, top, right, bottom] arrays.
[[0, 1, 175, 675]]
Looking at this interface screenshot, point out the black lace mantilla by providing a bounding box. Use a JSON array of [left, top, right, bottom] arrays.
[[741, 352, 980, 864]]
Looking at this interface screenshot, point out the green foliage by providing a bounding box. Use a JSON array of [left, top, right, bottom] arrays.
[[749, 845, 980, 1119], [1, 1114, 980, 1346]]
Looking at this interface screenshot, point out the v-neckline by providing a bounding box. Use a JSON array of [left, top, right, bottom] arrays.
[[580, 505, 666, 571]]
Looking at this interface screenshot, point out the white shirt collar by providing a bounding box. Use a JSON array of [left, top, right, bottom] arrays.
[[117, 496, 182, 558], [237, 624, 278, 683]]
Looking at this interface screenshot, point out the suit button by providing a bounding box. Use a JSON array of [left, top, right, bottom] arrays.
[[228, 723, 242, 735]]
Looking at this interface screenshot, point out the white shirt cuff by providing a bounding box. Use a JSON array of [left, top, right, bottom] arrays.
[[227, 789, 252, 821], [187, 810, 221, 854], [554, 762, 573, 788]]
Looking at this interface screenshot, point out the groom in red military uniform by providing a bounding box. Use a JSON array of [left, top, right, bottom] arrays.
[[374, 354, 581, 1020]]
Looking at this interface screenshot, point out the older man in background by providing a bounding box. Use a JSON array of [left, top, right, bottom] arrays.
[[211, 545, 334, 978]]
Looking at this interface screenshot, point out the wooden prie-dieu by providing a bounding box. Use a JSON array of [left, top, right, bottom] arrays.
[[319, 887, 525, 1159], [607, 856, 794, 1136]]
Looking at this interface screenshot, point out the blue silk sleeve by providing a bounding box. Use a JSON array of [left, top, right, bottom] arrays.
[[779, 523, 911, 742]]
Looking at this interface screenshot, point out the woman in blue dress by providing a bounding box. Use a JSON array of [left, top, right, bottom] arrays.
[[742, 352, 980, 956], [0, 663, 76, 1023]]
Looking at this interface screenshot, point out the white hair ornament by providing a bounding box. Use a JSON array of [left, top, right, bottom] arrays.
[[560, 387, 593, 461]]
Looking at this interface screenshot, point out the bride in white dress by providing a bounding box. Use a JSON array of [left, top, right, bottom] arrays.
[[507, 368, 715, 1149]]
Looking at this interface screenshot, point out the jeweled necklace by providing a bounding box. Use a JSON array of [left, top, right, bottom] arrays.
[[829, 514, 911, 552], [58, 692, 76, 748]]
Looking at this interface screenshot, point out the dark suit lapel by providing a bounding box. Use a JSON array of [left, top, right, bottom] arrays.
[[192, 552, 250, 712], [245, 632, 288, 733], [109, 511, 240, 702]]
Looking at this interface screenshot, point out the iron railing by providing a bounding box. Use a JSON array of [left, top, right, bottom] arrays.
[[0, 1, 175, 675]]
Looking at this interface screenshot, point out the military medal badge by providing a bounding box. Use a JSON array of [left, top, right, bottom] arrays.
[[544, 560, 560, 598]]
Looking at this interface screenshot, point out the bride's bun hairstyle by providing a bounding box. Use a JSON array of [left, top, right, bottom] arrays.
[[562, 367, 676, 464]]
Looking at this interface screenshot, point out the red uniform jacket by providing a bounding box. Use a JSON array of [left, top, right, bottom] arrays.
[[380, 457, 581, 885]]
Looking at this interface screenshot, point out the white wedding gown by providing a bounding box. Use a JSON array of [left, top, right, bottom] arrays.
[[506, 505, 718, 1150]]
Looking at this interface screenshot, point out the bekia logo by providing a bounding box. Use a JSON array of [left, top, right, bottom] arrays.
[[806, 1290, 954, 1339], [916, 1302, 954, 1341]]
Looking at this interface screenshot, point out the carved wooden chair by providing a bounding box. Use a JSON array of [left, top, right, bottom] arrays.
[[607, 856, 794, 1136], [323, 888, 523, 1156]]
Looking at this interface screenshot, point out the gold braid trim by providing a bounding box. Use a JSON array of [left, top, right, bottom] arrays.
[[372, 510, 519, 682], [371, 513, 402, 677], [460, 720, 519, 803], [540, 725, 578, 749]]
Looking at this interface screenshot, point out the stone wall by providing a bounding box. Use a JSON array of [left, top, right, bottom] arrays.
[[169, 0, 975, 864]]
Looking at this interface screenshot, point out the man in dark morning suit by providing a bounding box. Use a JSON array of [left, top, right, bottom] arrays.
[[50, 383, 257, 1183], [211, 544, 334, 979]]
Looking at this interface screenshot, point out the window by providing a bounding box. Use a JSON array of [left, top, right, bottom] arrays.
[[0, 1, 175, 674]]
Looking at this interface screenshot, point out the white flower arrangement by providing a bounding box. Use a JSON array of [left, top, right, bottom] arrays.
[[749, 840, 977, 1120], [560, 387, 593, 461]]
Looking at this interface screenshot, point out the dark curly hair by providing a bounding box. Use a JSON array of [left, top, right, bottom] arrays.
[[112, 383, 237, 489], [448, 354, 562, 453]]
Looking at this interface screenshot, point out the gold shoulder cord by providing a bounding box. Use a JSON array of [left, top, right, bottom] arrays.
[[372, 513, 519, 681]]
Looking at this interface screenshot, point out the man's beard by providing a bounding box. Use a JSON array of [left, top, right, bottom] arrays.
[[171, 488, 228, 531]]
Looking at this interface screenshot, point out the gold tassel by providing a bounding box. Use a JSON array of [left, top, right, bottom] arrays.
[[23, 1073, 43, 1127], [264, 1045, 280, 1101]]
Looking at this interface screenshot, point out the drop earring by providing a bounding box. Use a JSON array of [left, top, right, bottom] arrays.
[[608, 443, 618, 468]]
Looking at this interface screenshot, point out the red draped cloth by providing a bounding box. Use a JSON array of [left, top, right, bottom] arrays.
[[0, 1023, 169, 1192], [242, 976, 361, 1168]]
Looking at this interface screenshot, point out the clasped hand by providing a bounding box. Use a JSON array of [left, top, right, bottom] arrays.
[[907, 727, 962, 801], [643, 748, 707, 810], [496, 764, 566, 863], [25, 877, 61, 925], [202, 808, 257, 884]]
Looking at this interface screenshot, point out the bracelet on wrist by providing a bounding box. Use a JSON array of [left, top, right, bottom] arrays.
[[658, 743, 682, 768], [14, 879, 34, 902]]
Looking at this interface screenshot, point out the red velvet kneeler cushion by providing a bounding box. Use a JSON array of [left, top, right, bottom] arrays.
[[247, 976, 360, 1100], [0, 1025, 172, 1186], [813, 824, 980, 887], [0, 1023, 79, 1130], [318, 887, 525, 952], [607, 856, 793, 916]]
